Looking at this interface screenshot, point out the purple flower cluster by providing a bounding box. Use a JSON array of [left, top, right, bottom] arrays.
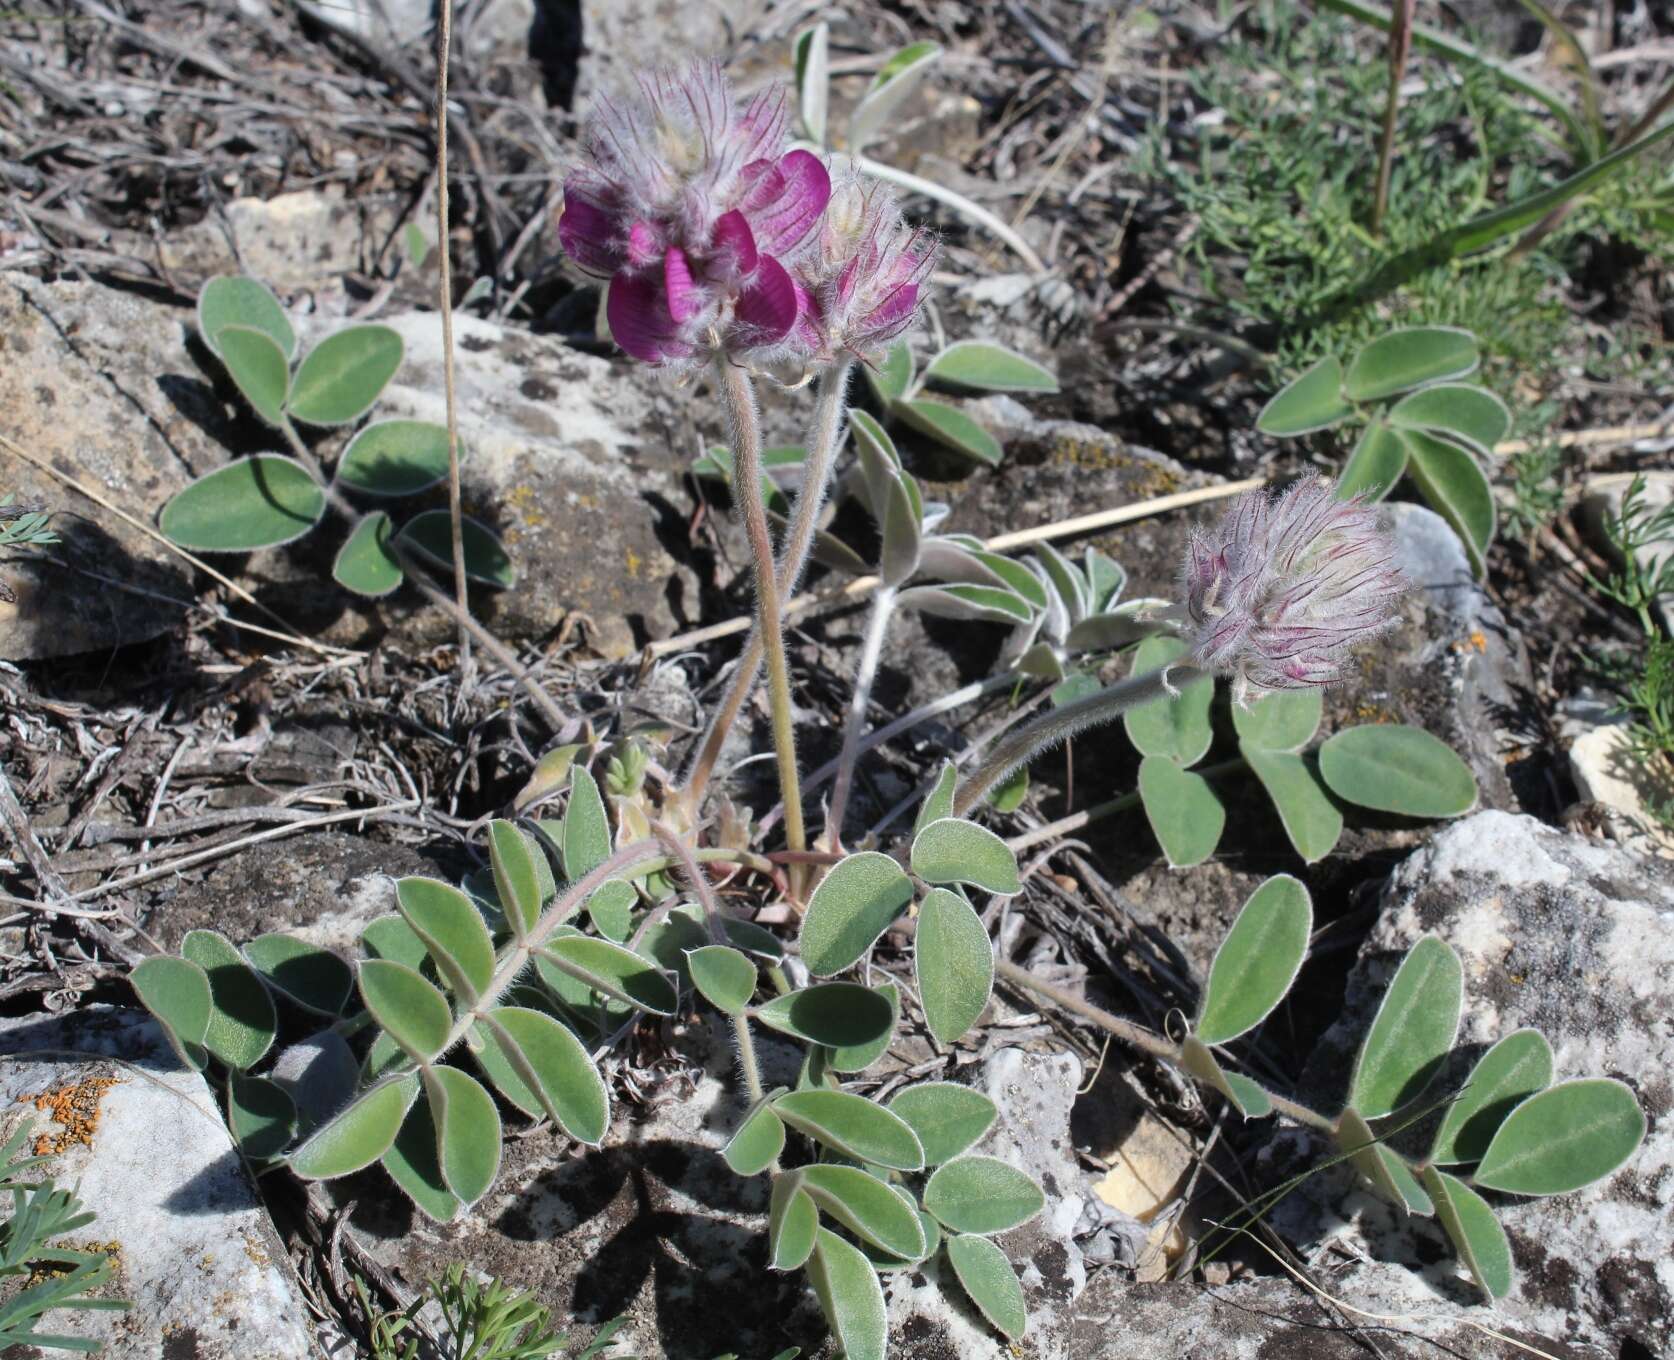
[[559, 62, 933, 370], [1182, 478, 1405, 705]]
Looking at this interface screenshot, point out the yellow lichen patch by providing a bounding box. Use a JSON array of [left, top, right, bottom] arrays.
[[1451, 630, 1488, 655], [17, 1075, 120, 1155], [27, 1239, 123, 1289], [1047, 435, 1185, 498]]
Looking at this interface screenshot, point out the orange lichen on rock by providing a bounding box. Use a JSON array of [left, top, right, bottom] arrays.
[[16, 1074, 120, 1155]]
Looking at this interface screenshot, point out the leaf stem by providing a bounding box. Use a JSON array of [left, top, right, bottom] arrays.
[[951, 664, 1205, 818], [825, 583, 896, 845], [711, 357, 806, 889], [684, 358, 854, 812]]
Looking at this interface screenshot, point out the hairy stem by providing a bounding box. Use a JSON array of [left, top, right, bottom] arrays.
[[684, 358, 854, 810], [277, 420, 567, 732], [952, 664, 1205, 818], [991, 958, 1335, 1133], [433, 0, 472, 666], [1369, 0, 1414, 236], [824, 584, 896, 845], [713, 359, 807, 889]]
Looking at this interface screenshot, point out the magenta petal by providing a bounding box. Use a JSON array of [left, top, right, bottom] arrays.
[[557, 190, 622, 278], [732, 254, 798, 345], [711, 210, 759, 276], [627, 220, 660, 268], [748, 150, 831, 255], [607, 270, 690, 364], [863, 282, 918, 331], [664, 247, 703, 323]]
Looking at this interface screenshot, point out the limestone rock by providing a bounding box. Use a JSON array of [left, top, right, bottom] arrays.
[[1567, 720, 1674, 858], [0, 1008, 312, 1359]]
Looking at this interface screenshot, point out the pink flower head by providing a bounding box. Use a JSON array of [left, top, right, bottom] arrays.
[[797, 173, 936, 361], [557, 62, 832, 369], [1182, 477, 1405, 705]]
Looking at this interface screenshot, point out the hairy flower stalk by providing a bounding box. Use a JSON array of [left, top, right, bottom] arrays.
[[954, 478, 1404, 816]]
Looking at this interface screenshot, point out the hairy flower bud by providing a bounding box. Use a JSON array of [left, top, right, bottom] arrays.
[[1182, 477, 1405, 705], [558, 62, 831, 369]]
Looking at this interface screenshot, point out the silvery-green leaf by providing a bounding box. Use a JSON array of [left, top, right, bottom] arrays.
[[1137, 756, 1225, 868], [1473, 1079, 1645, 1196], [866, 342, 913, 405], [912, 762, 958, 841], [382, 1096, 461, 1224], [198, 275, 295, 360], [563, 765, 612, 881], [423, 1065, 501, 1207], [910, 819, 1021, 896], [923, 1156, 1043, 1234], [226, 1073, 296, 1160], [723, 1099, 785, 1176], [1430, 1028, 1553, 1166], [887, 1083, 996, 1164], [755, 984, 895, 1049], [808, 1228, 887, 1360], [1398, 429, 1496, 579], [1349, 936, 1463, 1119], [1387, 383, 1510, 454], [333, 512, 404, 598], [848, 40, 941, 152], [488, 819, 544, 937], [1421, 1166, 1513, 1299], [924, 341, 1058, 394], [1256, 354, 1352, 436], [160, 455, 324, 552], [290, 1074, 419, 1179], [287, 324, 404, 426], [1194, 874, 1311, 1046], [1336, 420, 1409, 503], [539, 935, 677, 1015], [772, 1089, 925, 1170], [1344, 327, 1479, 402], [687, 945, 756, 1016], [1241, 748, 1343, 864], [1230, 688, 1323, 753], [1123, 635, 1213, 765], [945, 1233, 1027, 1340], [793, 22, 829, 144], [770, 1173, 818, 1270], [827, 981, 900, 1074], [214, 325, 291, 428], [800, 1164, 927, 1259], [472, 1006, 609, 1144], [1318, 725, 1477, 818], [897, 582, 1033, 623], [395, 876, 495, 1004], [894, 398, 1003, 466], [243, 933, 352, 1015], [336, 420, 455, 496], [358, 959, 453, 1063], [398, 512, 516, 588], [914, 887, 994, 1045], [180, 929, 277, 1071], [800, 851, 914, 976]]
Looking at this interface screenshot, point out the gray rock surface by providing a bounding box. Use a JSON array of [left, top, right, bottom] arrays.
[[0, 1008, 312, 1359], [1077, 811, 1674, 1358]]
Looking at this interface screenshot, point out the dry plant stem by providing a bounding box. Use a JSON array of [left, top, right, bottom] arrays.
[[650, 820, 767, 1106], [1369, 0, 1414, 236], [275, 420, 567, 732], [433, 0, 471, 665], [713, 357, 807, 886], [825, 583, 896, 844], [1007, 756, 1244, 855], [855, 154, 1047, 274], [683, 358, 854, 808], [952, 664, 1205, 817], [991, 959, 1335, 1134]]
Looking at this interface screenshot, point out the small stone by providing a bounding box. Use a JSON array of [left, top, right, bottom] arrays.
[[1567, 722, 1674, 857], [0, 1008, 313, 1359]]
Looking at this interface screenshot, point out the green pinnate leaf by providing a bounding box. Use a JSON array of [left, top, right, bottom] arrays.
[[198, 275, 296, 360], [585, 878, 636, 943], [336, 420, 454, 496], [160, 454, 324, 552], [1256, 355, 1352, 436], [1387, 383, 1510, 453], [924, 342, 1058, 394], [1179, 1037, 1273, 1119], [563, 765, 612, 880], [1195, 875, 1312, 1045], [1230, 688, 1323, 753], [687, 945, 756, 1016], [826, 981, 900, 1074], [1318, 725, 1477, 818], [1124, 635, 1214, 764], [867, 341, 913, 404], [358, 959, 453, 1063], [772, 1089, 925, 1170], [910, 819, 1021, 896], [945, 1233, 1027, 1341], [1473, 1078, 1645, 1196], [923, 1156, 1043, 1235], [914, 887, 994, 1045], [912, 762, 958, 840], [333, 511, 404, 598], [1421, 1165, 1512, 1299], [539, 936, 678, 1015], [848, 39, 940, 153], [807, 1228, 888, 1360], [896, 582, 1034, 623], [181, 929, 277, 1071], [887, 1083, 996, 1164], [214, 325, 292, 427], [769, 1174, 818, 1271], [129, 955, 212, 1070], [1430, 1028, 1553, 1166], [396, 877, 495, 1005], [800, 851, 914, 976], [800, 1164, 927, 1260], [1336, 420, 1410, 503], [722, 1101, 785, 1177], [290, 1074, 420, 1179], [1349, 935, 1463, 1119], [243, 933, 352, 1015], [793, 22, 829, 144], [1399, 429, 1496, 579], [360, 912, 432, 971], [398, 511, 516, 588], [423, 1065, 501, 1207], [1241, 748, 1343, 864], [473, 1006, 609, 1144], [754, 983, 895, 1049], [1336, 1106, 1430, 1213], [894, 398, 1003, 466], [488, 819, 544, 938], [287, 324, 404, 426], [1343, 326, 1479, 402], [382, 1096, 461, 1224], [1137, 755, 1225, 868], [226, 1074, 296, 1160]]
